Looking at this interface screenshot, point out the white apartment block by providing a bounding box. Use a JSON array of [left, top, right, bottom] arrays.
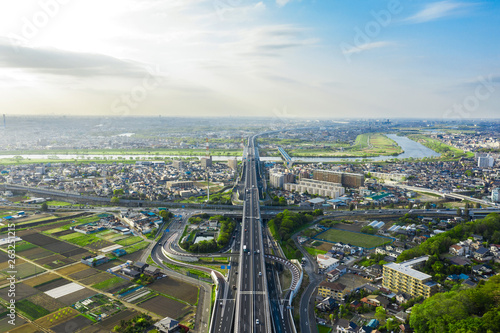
[[366, 171, 408, 182], [284, 179, 345, 198]]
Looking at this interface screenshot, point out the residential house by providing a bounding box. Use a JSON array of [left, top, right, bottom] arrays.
[[317, 254, 340, 271], [154, 317, 180, 333], [473, 247, 492, 262], [449, 244, 464, 256], [318, 281, 348, 301], [360, 295, 390, 308]]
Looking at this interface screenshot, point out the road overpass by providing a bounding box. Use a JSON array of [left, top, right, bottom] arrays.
[[277, 147, 293, 169]]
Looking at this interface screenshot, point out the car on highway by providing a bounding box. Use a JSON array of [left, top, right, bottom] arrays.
[[259, 272, 262, 276], [256, 319, 259, 325]]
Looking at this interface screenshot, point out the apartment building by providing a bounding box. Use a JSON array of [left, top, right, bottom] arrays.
[[284, 179, 345, 198], [313, 170, 364, 188], [382, 256, 438, 298], [317, 281, 349, 301]]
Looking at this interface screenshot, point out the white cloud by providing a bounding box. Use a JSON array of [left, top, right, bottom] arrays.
[[342, 41, 393, 55], [404, 1, 475, 24], [276, 0, 291, 7]]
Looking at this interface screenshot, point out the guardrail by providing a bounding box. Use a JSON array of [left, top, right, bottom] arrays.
[[208, 271, 220, 333]]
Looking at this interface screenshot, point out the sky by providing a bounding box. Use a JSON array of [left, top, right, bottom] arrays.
[[0, 0, 498, 119]]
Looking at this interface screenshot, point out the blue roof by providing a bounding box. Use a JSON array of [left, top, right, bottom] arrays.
[[459, 273, 469, 280], [367, 319, 379, 328]]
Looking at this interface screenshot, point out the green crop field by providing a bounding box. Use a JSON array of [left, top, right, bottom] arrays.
[[16, 299, 51, 320], [116, 236, 143, 246], [316, 228, 391, 248], [15, 242, 37, 252], [317, 325, 332, 333], [45, 201, 73, 206], [63, 234, 99, 247], [125, 241, 150, 253], [92, 277, 124, 290], [304, 247, 327, 256]]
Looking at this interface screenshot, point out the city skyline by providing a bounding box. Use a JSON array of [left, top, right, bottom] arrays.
[[0, 0, 498, 118]]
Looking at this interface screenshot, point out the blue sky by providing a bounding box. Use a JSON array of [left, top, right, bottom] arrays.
[[0, 0, 498, 118]]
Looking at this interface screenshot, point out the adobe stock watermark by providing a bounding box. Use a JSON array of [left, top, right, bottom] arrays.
[[340, 0, 403, 63], [443, 75, 496, 119], [270, 106, 296, 129], [213, 0, 245, 21], [111, 65, 167, 116], [8, 0, 72, 52]]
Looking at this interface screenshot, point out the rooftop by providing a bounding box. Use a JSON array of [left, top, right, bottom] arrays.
[[384, 256, 432, 281]]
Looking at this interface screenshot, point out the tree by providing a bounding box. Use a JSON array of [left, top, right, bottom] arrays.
[[113, 188, 124, 196], [374, 306, 386, 322], [456, 208, 462, 216], [425, 202, 431, 210], [349, 204, 355, 211], [41, 202, 48, 212], [111, 197, 120, 204]]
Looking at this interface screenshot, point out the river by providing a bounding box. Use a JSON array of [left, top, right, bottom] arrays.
[[0, 134, 439, 163]]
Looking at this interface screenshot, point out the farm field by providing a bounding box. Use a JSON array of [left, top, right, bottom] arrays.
[[97, 309, 138, 331], [80, 272, 116, 286], [57, 287, 96, 306], [23, 273, 60, 287], [5, 323, 38, 333], [116, 236, 142, 246], [315, 228, 392, 248], [92, 277, 126, 291], [138, 295, 193, 319], [16, 299, 51, 320], [0, 317, 26, 333], [69, 268, 100, 280], [304, 247, 327, 256], [17, 247, 54, 260], [35, 307, 79, 329], [2, 260, 45, 279], [35, 254, 74, 269], [27, 293, 66, 312], [0, 283, 39, 303], [51, 316, 94, 333], [55, 263, 90, 276], [125, 241, 149, 253], [14, 242, 37, 252], [36, 278, 72, 292], [149, 277, 199, 304]]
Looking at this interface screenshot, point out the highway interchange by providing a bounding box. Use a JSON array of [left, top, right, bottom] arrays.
[[8, 132, 497, 333]]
